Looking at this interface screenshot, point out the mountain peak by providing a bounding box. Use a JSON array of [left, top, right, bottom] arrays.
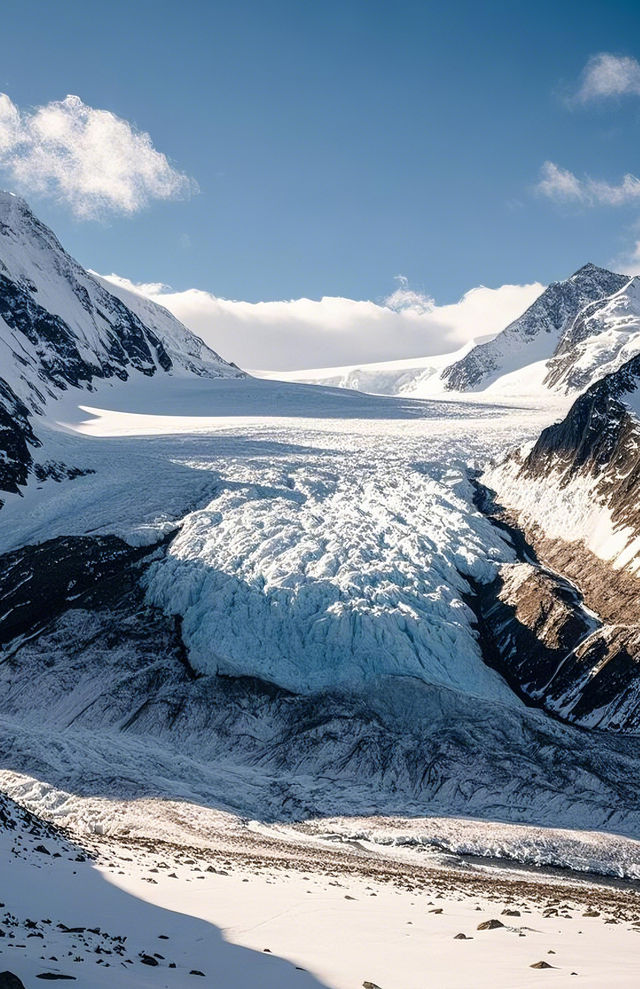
[[571, 262, 621, 280], [0, 196, 243, 496]]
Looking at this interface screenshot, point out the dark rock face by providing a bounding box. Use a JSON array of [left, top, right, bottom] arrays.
[[0, 269, 165, 502], [478, 355, 640, 732], [0, 534, 174, 651], [0, 378, 41, 501], [0, 271, 169, 399], [443, 264, 627, 391], [0, 973, 27, 989], [472, 556, 640, 732]]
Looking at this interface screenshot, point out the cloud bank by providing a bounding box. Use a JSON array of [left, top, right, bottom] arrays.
[[102, 274, 544, 371], [0, 93, 195, 218]]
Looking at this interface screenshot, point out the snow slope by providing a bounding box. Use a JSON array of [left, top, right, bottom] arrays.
[[0, 790, 325, 988], [252, 337, 492, 396], [442, 263, 628, 393], [0, 190, 242, 498]]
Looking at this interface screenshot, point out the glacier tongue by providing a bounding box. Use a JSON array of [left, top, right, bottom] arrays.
[[144, 421, 524, 700]]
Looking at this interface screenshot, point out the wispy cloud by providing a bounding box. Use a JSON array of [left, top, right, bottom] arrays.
[[612, 239, 640, 276], [573, 52, 640, 104], [383, 275, 435, 314], [102, 273, 544, 371], [0, 93, 195, 219], [536, 160, 640, 206]]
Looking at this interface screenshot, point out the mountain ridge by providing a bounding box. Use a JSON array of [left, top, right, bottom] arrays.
[[0, 190, 243, 501], [441, 262, 629, 393]]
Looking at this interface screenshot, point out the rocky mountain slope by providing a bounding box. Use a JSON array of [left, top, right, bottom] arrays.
[[544, 275, 640, 393], [482, 352, 640, 731], [0, 190, 242, 501], [442, 263, 628, 393]]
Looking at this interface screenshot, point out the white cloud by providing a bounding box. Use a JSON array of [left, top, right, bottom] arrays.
[[383, 275, 435, 314], [102, 273, 544, 371], [536, 161, 584, 201], [0, 93, 195, 218], [613, 239, 640, 276], [536, 160, 640, 206], [574, 53, 640, 103]]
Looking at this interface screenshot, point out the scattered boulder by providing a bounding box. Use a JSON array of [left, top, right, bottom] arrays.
[[530, 961, 554, 969], [35, 977, 77, 982], [454, 933, 472, 940], [477, 919, 504, 930], [140, 955, 158, 967], [0, 974, 27, 989]]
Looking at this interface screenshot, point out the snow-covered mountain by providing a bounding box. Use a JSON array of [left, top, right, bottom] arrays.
[[254, 337, 493, 396], [544, 275, 640, 393], [441, 263, 628, 393], [261, 265, 640, 405], [0, 190, 242, 499]]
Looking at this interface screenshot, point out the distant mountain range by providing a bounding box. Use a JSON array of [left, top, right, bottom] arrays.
[[264, 262, 640, 403]]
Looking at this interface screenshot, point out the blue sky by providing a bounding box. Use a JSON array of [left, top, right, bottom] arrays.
[[1, 0, 639, 312]]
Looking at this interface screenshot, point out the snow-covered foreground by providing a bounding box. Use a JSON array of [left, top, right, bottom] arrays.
[[3, 784, 640, 989]]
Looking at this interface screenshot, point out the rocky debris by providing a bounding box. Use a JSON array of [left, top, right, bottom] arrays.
[[35, 976, 76, 982], [477, 919, 505, 930], [530, 960, 554, 969], [454, 933, 472, 939], [33, 462, 95, 484]]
